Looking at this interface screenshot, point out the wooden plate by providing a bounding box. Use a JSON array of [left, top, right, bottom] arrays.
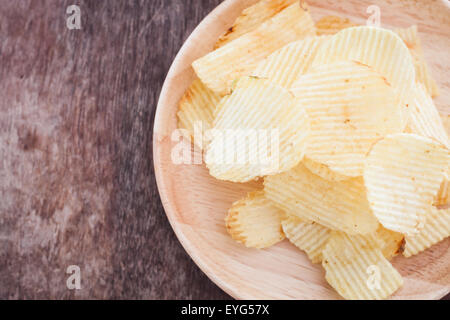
[[154, 0, 450, 299]]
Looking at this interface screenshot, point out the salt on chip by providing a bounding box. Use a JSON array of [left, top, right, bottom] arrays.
[[226, 191, 285, 249], [251, 35, 330, 88], [364, 133, 449, 235], [315, 15, 357, 36], [215, 0, 298, 49], [408, 83, 449, 148], [302, 157, 350, 182], [376, 225, 404, 260], [206, 77, 310, 182], [291, 60, 404, 177], [193, 2, 316, 95], [395, 26, 439, 97], [403, 206, 450, 257], [177, 78, 223, 149], [282, 215, 330, 263], [264, 163, 379, 235], [322, 232, 403, 300], [312, 26, 416, 120]]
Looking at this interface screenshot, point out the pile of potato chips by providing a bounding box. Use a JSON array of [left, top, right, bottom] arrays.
[[177, 0, 449, 300]]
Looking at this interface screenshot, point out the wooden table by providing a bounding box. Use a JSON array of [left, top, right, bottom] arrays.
[[0, 0, 447, 300]]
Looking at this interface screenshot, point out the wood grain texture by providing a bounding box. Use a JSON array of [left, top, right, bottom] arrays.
[[0, 0, 229, 299], [154, 0, 450, 300]]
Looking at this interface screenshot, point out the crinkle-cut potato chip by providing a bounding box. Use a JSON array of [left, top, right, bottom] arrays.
[[395, 26, 439, 97], [264, 163, 378, 235], [302, 157, 350, 182], [322, 232, 403, 300], [251, 35, 330, 89], [408, 83, 449, 148], [177, 78, 223, 149], [214, 0, 297, 49], [226, 191, 285, 249], [193, 2, 316, 95], [364, 133, 450, 235], [315, 15, 357, 36], [312, 26, 416, 118], [206, 77, 310, 182], [281, 215, 330, 263], [403, 206, 450, 258], [376, 225, 404, 260], [291, 60, 404, 177]]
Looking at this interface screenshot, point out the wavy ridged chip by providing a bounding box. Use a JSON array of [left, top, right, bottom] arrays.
[[364, 134, 450, 235], [322, 232, 403, 300], [315, 15, 357, 36], [264, 163, 379, 235], [177, 78, 223, 149], [214, 0, 297, 49], [395, 25, 439, 97], [251, 35, 330, 88], [206, 77, 310, 182], [282, 215, 330, 263], [408, 83, 449, 148], [403, 206, 450, 257], [226, 191, 285, 249], [312, 26, 416, 123], [291, 60, 404, 177], [193, 2, 316, 95]]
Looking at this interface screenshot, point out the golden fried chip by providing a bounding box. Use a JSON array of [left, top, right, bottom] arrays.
[[322, 232, 403, 300], [302, 157, 350, 182], [404, 206, 450, 257], [395, 26, 439, 97], [264, 163, 378, 235], [291, 60, 403, 177], [193, 2, 316, 95], [251, 36, 330, 88], [177, 78, 223, 149], [226, 191, 285, 249], [282, 215, 330, 263], [376, 225, 404, 260], [315, 15, 357, 36], [206, 77, 310, 182], [215, 0, 297, 49], [408, 83, 449, 148], [313, 26, 416, 121], [364, 134, 449, 235]]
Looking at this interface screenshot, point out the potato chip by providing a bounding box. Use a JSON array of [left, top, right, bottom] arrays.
[[395, 26, 439, 97], [403, 206, 450, 257], [206, 77, 310, 182], [291, 60, 404, 177], [376, 225, 404, 260], [408, 83, 449, 148], [177, 78, 223, 149], [302, 157, 350, 182], [226, 191, 285, 249], [264, 163, 379, 235], [281, 215, 330, 263], [193, 2, 316, 95], [364, 133, 449, 235], [251, 35, 330, 88], [315, 15, 357, 36], [322, 232, 403, 300], [215, 0, 298, 49], [312, 26, 416, 119]]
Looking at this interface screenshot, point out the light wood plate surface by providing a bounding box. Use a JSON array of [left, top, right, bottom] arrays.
[[154, 0, 450, 299]]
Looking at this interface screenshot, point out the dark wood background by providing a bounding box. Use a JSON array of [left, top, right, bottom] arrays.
[[0, 0, 447, 300]]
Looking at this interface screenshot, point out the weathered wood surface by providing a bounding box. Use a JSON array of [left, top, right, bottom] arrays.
[[0, 0, 448, 300], [0, 0, 229, 299]]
